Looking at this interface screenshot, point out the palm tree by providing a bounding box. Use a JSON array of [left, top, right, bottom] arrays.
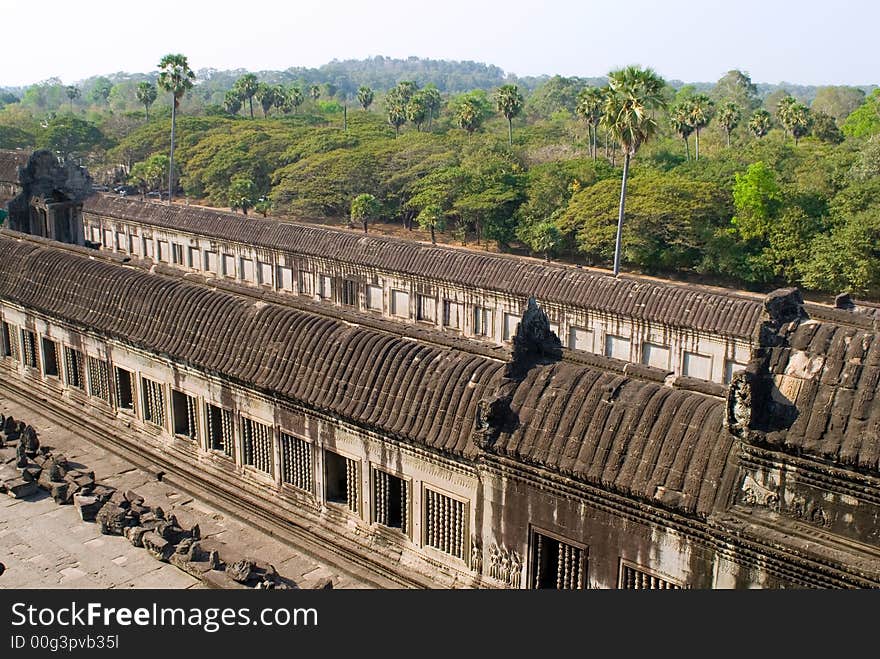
[[749, 109, 772, 138], [494, 84, 524, 146], [224, 90, 242, 116], [688, 94, 714, 160], [385, 88, 407, 136], [234, 74, 259, 118], [407, 91, 430, 131], [669, 102, 694, 161], [135, 82, 157, 120], [601, 65, 666, 276], [422, 85, 442, 128], [717, 101, 741, 147], [157, 53, 195, 203], [309, 85, 321, 102], [255, 83, 277, 117], [357, 85, 374, 111], [287, 86, 304, 114], [65, 86, 80, 112], [786, 102, 812, 145], [576, 86, 604, 159], [775, 96, 797, 139]]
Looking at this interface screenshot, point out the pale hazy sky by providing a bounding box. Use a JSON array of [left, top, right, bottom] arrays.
[[1, 0, 875, 87]]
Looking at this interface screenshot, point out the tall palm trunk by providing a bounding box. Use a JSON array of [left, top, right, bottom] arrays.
[[168, 100, 177, 204], [726, 129, 731, 147], [249, 97, 254, 119], [684, 137, 690, 161], [507, 117, 513, 147], [613, 153, 630, 277], [695, 129, 701, 160], [430, 224, 436, 244]]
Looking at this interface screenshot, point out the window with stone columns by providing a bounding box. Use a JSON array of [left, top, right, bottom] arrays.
[[530, 530, 587, 589], [87, 356, 110, 402], [423, 488, 466, 559], [114, 366, 135, 412], [171, 389, 199, 441], [63, 346, 84, 389], [20, 329, 38, 369], [241, 417, 273, 474], [324, 450, 359, 513], [141, 377, 166, 428], [42, 338, 59, 377], [341, 279, 357, 307], [280, 432, 312, 493], [1, 322, 17, 360], [619, 561, 682, 589], [206, 403, 234, 458], [371, 467, 409, 536]]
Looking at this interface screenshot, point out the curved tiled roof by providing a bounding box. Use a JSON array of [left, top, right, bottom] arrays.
[[82, 194, 764, 339], [493, 361, 733, 516], [0, 150, 28, 185], [0, 232, 735, 517], [763, 319, 880, 474]]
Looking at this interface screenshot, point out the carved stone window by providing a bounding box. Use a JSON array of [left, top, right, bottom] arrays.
[[366, 285, 383, 311], [297, 269, 313, 295], [172, 243, 184, 265], [324, 450, 359, 513], [41, 338, 59, 377], [141, 377, 166, 428], [204, 250, 218, 273], [241, 417, 273, 474], [188, 246, 200, 269], [87, 356, 110, 402], [473, 306, 492, 337], [157, 240, 169, 262], [372, 467, 409, 536], [280, 432, 312, 493], [683, 351, 712, 380], [171, 389, 198, 441], [222, 254, 236, 278], [442, 300, 462, 329], [605, 334, 631, 361], [642, 342, 671, 370], [20, 329, 38, 369], [619, 561, 682, 589], [391, 289, 410, 318], [341, 279, 357, 307], [502, 312, 519, 341], [240, 257, 255, 281], [416, 294, 436, 322], [424, 488, 466, 559], [258, 261, 272, 286], [114, 366, 135, 412], [63, 346, 85, 389], [318, 274, 333, 299], [279, 265, 295, 291], [530, 530, 586, 589], [1, 323, 18, 360], [206, 403, 234, 458], [569, 326, 593, 352]]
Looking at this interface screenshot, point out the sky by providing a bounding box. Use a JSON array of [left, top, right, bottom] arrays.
[[1, 0, 876, 87]]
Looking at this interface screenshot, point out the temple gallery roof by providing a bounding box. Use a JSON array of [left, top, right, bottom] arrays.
[[82, 193, 765, 339], [0, 231, 737, 518], [761, 318, 880, 473]]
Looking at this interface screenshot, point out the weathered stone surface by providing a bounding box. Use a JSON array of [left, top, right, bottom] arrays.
[[73, 493, 102, 522], [5, 476, 37, 498]]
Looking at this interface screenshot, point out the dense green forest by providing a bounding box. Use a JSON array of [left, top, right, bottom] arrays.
[[2, 57, 879, 297]]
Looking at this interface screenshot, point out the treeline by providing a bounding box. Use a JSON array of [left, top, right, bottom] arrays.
[[2, 59, 880, 297]]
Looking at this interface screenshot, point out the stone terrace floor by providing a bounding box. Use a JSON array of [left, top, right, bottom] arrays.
[[0, 395, 382, 589]]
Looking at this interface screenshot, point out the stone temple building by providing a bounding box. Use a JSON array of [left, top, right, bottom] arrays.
[[2, 149, 880, 589]]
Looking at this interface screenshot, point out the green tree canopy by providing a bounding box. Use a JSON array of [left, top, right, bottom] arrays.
[[350, 193, 382, 233]]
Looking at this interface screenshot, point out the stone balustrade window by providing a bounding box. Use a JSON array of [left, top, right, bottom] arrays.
[[424, 488, 465, 559], [531, 531, 586, 590]]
